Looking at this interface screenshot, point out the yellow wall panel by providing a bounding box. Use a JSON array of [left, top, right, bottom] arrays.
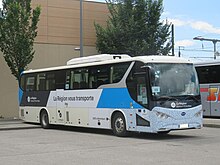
[[48, 0, 79, 9], [38, 16, 48, 27], [48, 7, 80, 19], [33, 1, 108, 46], [32, 0, 48, 7], [84, 2, 108, 13], [48, 17, 80, 29], [48, 27, 79, 38], [48, 36, 80, 45], [35, 36, 48, 43], [84, 10, 109, 21], [37, 26, 48, 36]]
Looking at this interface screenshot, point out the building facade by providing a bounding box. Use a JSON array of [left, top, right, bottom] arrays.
[[0, 0, 108, 118]]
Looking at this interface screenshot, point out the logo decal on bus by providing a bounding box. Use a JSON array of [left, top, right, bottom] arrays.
[[171, 102, 176, 108], [200, 87, 220, 102], [26, 96, 40, 103], [27, 96, 31, 103], [181, 112, 186, 116]]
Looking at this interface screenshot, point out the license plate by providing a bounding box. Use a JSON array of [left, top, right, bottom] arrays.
[[180, 124, 189, 129]]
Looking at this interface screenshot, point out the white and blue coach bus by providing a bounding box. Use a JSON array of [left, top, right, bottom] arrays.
[[19, 54, 202, 136]]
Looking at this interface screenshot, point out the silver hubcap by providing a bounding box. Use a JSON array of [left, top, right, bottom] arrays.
[[115, 117, 124, 133]]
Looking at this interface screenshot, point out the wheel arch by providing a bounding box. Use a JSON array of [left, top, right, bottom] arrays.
[[111, 109, 127, 129], [39, 108, 50, 122]]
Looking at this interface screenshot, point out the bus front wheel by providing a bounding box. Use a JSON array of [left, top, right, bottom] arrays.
[[112, 112, 127, 137], [40, 110, 50, 129]]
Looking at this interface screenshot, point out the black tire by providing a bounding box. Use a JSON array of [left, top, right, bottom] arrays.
[[112, 112, 127, 137], [40, 110, 50, 129]]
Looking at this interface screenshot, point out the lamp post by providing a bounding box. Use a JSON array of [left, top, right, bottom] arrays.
[[193, 36, 220, 60], [171, 24, 175, 56], [80, 0, 83, 57]]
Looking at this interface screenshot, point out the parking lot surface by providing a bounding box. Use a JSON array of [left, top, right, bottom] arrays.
[[0, 123, 220, 165]]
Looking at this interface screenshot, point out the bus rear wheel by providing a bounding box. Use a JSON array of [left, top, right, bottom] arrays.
[[112, 112, 127, 137], [40, 110, 50, 129]]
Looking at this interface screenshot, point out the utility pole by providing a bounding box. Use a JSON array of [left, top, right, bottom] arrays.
[[193, 37, 220, 59], [80, 0, 83, 57], [171, 24, 175, 56], [178, 46, 184, 57]]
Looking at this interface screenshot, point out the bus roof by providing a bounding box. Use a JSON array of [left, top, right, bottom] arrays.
[[23, 54, 192, 74], [133, 55, 192, 64], [66, 54, 131, 65], [194, 60, 220, 67]]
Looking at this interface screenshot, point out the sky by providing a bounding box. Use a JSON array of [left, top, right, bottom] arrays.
[[1, 0, 220, 60], [162, 0, 220, 60]]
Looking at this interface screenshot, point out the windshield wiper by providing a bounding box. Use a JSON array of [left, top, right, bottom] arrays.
[[155, 96, 178, 106], [184, 95, 200, 103], [156, 96, 178, 101]]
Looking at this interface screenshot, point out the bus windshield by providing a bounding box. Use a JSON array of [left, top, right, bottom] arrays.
[[148, 63, 200, 98]]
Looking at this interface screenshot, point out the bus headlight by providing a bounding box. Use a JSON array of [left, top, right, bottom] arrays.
[[156, 111, 170, 119], [195, 110, 203, 117]]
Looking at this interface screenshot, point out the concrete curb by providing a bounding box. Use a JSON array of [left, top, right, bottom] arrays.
[[203, 118, 220, 128], [203, 124, 220, 128]]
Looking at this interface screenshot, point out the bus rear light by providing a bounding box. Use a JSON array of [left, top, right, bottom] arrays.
[[20, 109, 24, 117]]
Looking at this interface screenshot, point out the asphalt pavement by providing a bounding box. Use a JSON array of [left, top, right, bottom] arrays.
[[0, 119, 41, 131], [0, 117, 219, 131]]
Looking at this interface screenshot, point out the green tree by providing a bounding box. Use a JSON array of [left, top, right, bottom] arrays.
[[0, 0, 41, 80], [95, 0, 171, 56]]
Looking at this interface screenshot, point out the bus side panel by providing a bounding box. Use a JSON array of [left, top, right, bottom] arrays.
[[88, 108, 112, 129], [64, 108, 88, 127], [209, 84, 220, 117], [200, 84, 220, 117], [19, 106, 41, 123], [200, 84, 211, 117]]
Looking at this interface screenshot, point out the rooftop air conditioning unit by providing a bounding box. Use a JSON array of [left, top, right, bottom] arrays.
[[67, 54, 131, 65]]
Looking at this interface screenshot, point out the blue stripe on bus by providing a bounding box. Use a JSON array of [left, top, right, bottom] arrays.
[[97, 88, 142, 109], [18, 88, 23, 105]]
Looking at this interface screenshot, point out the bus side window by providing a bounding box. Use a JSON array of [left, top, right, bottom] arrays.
[[36, 73, 46, 91], [210, 65, 220, 83], [35, 72, 56, 91], [111, 62, 130, 83], [69, 68, 89, 90], [196, 66, 210, 84], [80, 69, 89, 89], [26, 76, 36, 91], [46, 73, 56, 90], [55, 70, 66, 89], [89, 65, 110, 88]]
